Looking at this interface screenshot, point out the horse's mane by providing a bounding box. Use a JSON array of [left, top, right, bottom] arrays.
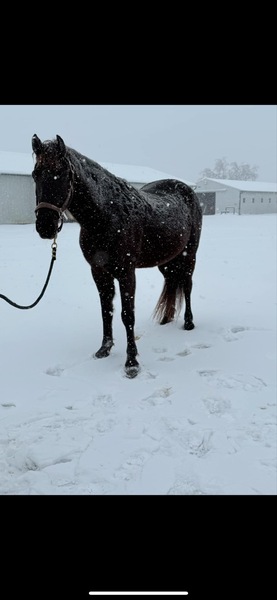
[[67, 145, 142, 201]]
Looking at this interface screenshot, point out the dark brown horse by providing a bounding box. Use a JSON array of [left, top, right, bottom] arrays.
[[32, 134, 202, 377]]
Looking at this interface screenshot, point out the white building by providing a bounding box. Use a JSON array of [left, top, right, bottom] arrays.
[[195, 178, 277, 215], [0, 150, 195, 224]]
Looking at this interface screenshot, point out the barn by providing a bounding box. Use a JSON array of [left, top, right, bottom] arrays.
[[195, 178, 277, 215], [0, 150, 195, 224]]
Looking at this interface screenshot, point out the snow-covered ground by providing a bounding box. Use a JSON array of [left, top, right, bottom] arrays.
[[0, 213, 276, 495]]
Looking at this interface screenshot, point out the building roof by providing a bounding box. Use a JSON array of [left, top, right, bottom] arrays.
[[101, 161, 195, 187], [197, 177, 277, 193], [0, 151, 34, 175], [0, 150, 195, 187]]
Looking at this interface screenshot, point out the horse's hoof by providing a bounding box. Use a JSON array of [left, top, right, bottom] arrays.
[[184, 322, 195, 330], [125, 365, 140, 378], [160, 316, 174, 325], [94, 348, 110, 358]]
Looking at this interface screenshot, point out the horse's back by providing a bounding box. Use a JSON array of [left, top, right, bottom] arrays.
[[140, 178, 190, 194], [140, 178, 200, 209], [140, 178, 202, 229]]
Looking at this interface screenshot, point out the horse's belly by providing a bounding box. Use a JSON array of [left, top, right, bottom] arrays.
[[135, 234, 187, 268]]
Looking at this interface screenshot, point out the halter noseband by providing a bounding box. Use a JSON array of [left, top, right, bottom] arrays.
[[34, 158, 74, 232]]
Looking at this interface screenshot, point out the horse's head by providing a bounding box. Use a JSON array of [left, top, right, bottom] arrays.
[[32, 134, 74, 239]]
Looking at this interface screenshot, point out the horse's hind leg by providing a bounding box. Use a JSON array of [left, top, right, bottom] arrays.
[[91, 267, 115, 358], [182, 247, 198, 330], [178, 238, 199, 330], [157, 249, 197, 330]]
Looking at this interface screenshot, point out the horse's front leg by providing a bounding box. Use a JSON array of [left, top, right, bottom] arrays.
[[91, 267, 115, 358], [118, 269, 140, 378]]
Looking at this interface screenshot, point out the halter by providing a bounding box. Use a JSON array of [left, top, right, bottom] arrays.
[[34, 158, 75, 232]]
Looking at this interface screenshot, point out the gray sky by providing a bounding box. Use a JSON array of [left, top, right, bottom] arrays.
[[0, 105, 276, 182]]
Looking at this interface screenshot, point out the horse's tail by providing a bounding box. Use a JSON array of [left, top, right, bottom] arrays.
[[153, 280, 184, 325], [153, 184, 202, 325]]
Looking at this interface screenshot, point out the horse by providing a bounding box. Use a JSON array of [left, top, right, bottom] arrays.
[[32, 134, 202, 378]]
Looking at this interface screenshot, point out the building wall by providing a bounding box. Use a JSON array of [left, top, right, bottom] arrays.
[[0, 174, 35, 224], [239, 191, 277, 215]]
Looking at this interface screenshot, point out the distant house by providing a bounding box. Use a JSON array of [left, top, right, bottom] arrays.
[[0, 150, 195, 224], [195, 178, 277, 215]]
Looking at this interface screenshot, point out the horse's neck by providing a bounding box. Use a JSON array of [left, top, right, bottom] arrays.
[[69, 156, 106, 227]]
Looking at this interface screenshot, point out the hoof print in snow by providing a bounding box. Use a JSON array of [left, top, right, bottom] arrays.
[[45, 366, 64, 377], [176, 348, 191, 356]]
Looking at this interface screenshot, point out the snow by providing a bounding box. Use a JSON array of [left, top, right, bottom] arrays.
[[0, 214, 276, 495]]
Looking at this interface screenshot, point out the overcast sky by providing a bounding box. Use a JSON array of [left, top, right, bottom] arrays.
[[0, 105, 276, 182]]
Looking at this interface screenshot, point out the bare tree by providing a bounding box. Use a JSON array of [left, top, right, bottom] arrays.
[[199, 158, 259, 180]]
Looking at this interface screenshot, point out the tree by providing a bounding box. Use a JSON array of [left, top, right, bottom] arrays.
[[199, 157, 259, 181]]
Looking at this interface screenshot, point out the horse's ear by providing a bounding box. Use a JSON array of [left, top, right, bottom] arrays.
[[32, 134, 42, 155], [56, 135, 66, 156]]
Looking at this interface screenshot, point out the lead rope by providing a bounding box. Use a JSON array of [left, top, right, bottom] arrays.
[[0, 237, 58, 310]]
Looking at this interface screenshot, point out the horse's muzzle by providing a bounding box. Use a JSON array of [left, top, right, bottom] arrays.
[[36, 215, 59, 240]]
